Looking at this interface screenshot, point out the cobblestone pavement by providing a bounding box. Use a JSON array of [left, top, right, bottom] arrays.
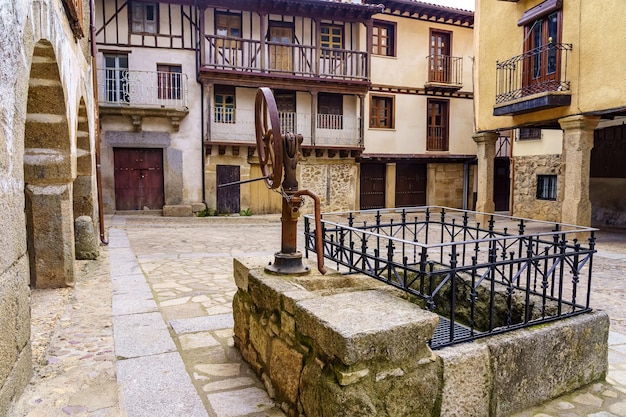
[[7, 215, 626, 417]]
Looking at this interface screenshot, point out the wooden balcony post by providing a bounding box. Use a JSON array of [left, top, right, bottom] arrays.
[[259, 12, 266, 73], [311, 91, 318, 146], [199, 7, 206, 69], [365, 20, 373, 79], [314, 18, 320, 77]]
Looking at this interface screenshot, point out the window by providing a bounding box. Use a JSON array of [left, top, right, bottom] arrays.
[[372, 21, 395, 57], [518, 128, 542, 141], [427, 99, 449, 151], [216, 12, 242, 49], [520, 0, 562, 94], [321, 25, 342, 56], [214, 85, 235, 123], [103, 54, 129, 103], [157, 65, 182, 100], [318, 93, 342, 129], [537, 175, 557, 200], [274, 91, 296, 134], [131, 1, 157, 34], [370, 96, 394, 129]]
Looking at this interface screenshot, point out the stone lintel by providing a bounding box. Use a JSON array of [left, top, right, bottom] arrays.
[[295, 290, 438, 365]]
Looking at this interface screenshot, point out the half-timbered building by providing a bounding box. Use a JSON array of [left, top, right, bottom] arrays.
[[95, 0, 477, 215], [360, 0, 477, 210]]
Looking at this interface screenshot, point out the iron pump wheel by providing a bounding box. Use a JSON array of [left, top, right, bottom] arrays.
[[254, 87, 326, 275]]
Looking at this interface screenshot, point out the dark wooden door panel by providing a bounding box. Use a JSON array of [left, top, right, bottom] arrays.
[[114, 148, 164, 211], [494, 158, 510, 212], [360, 164, 386, 210], [396, 163, 426, 208], [217, 165, 240, 214]]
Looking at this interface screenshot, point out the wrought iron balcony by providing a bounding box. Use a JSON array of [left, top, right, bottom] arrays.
[[209, 107, 362, 148], [425, 55, 463, 91], [201, 35, 368, 82], [494, 43, 572, 115], [97, 69, 189, 131], [97, 69, 189, 109]]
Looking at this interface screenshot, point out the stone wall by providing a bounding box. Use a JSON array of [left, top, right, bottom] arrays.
[[512, 154, 562, 221], [428, 162, 473, 209], [299, 158, 358, 214], [0, 0, 95, 413], [233, 257, 609, 417]]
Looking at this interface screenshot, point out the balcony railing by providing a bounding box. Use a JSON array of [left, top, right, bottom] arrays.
[[495, 43, 572, 104], [97, 69, 188, 109], [203, 35, 368, 81], [426, 55, 463, 88], [209, 107, 361, 147], [427, 127, 448, 151]]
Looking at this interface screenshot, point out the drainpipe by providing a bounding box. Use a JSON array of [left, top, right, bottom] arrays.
[[196, 2, 207, 205], [91, 0, 108, 244]]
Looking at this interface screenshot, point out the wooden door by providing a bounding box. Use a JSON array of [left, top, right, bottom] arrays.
[[360, 164, 386, 210], [494, 158, 511, 212], [269, 26, 293, 72], [395, 163, 426, 208], [430, 30, 451, 83], [114, 148, 164, 210], [217, 165, 240, 214]]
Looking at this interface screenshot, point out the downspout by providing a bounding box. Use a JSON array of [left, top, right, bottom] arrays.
[[91, 0, 108, 244], [195, 2, 206, 205]]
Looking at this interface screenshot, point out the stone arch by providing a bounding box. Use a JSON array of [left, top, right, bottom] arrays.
[[73, 97, 96, 220], [24, 39, 75, 288]]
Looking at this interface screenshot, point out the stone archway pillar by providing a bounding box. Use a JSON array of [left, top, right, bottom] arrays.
[[558, 115, 600, 227], [472, 131, 499, 226], [25, 183, 75, 288]]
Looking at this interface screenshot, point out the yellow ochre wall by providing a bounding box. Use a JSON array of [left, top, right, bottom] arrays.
[[475, 0, 626, 132]]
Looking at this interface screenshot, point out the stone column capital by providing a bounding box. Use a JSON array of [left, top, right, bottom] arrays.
[[558, 115, 601, 132], [472, 131, 499, 145]]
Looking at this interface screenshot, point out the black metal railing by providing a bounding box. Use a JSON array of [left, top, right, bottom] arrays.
[[304, 207, 597, 349], [495, 43, 572, 104]]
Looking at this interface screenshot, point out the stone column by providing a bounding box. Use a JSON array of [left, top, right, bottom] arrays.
[[385, 163, 396, 208], [558, 115, 600, 227], [25, 184, 76, 288], [472, 132, 499, 226]]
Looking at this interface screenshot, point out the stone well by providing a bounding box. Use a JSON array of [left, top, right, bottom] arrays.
[[232, 257, 609, 417]]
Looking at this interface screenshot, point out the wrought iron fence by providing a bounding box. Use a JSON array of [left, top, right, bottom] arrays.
[[303, 207, 597, 349], [495, 43, 572, 104]]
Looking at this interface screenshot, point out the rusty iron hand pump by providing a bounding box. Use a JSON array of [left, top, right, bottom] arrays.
[[218, 87, 326, 275]]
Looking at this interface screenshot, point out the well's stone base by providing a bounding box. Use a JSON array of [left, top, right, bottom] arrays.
[[233, 257, 609, 417]]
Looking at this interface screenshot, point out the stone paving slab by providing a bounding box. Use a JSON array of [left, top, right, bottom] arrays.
[[117, 352, 208, 417], [170, 314, 235, 334], [113, 312, 177, 359]]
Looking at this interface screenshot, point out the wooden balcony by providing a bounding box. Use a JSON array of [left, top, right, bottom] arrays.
[[208, 107, 362, 149], [200, 35, 369, 91], [425, 55, 463, 92], [97, 69, 189, 131], [494, 43, 572, 116]]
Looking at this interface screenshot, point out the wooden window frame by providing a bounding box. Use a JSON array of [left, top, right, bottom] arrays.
[[103, 53, 129, 103], [369, 95, 395, 129], [372, 20, 396, 57], [157, 64, 182, 100], [536, 174, 557, 200], [320, 24, 343, 56], [130, 1, 158, 34], [426, 99, 449, 152], [214, 85, 236, 124], [215, 12, 242, 49]]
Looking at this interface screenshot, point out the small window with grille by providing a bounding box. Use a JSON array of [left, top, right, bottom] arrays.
[[518, 128, 542, 141], [537, 175, 557, 200]]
